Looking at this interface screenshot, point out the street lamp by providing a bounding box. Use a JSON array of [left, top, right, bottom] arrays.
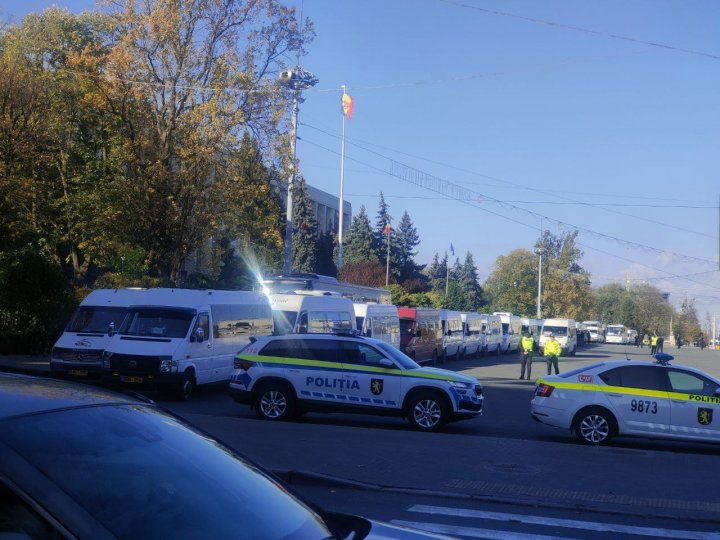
[[278, 67, 318, 275], [535, 247, 543, 318]]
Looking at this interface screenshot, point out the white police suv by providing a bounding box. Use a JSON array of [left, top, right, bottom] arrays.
[[531, 354, 720, 445], [229, 333, 483, 432]]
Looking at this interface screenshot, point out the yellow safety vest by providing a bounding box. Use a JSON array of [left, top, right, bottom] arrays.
[[651, 336, 658, 346], [521, 336, 534, 353], [544, 339, 561, 356]]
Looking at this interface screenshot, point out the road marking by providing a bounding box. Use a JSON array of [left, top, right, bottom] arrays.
[[407, 505, 720, 540], [391, 520, 575, 539]]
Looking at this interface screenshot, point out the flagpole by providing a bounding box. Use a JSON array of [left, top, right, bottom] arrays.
[[337, 85, 347, 271], [385, 225, 391, 286], [445, 262, 449, 295]]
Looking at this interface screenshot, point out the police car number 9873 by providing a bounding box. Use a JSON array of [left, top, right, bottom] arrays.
[[530, 354, 720, 445], [228, 333, 483, 432]]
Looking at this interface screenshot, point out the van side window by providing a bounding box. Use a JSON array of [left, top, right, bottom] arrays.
[[193, 313, 209, 342], [298, 313, 309, 334]]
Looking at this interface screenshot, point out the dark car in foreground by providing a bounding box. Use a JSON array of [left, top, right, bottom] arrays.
[[0, 373, 445, 540]]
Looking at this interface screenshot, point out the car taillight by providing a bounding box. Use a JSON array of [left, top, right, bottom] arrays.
[[535, 383, 554, 397], [233, 358, 253, 371]]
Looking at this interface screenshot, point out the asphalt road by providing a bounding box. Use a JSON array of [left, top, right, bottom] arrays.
[[4, 343, 720, 538]]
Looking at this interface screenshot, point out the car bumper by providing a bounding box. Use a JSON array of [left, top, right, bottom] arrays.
[[229, 386, 253, 405], [102, 370, 186, 388], [530, 399, 573, 429], [50, 359, 103, 378]]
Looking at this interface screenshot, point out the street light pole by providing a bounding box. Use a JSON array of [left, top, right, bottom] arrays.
[[279, 67, 318, 275], [536, 248, 543, 319]]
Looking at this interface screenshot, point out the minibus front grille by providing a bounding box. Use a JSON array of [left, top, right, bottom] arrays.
[[53, 348, 104, 362], [109, 354, 161, 373]]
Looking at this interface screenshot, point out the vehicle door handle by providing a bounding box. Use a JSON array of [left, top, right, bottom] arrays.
[[288, 369, 301, 373], [671, 399, 684, 404], [607, 393, 622, 397], [345, 374, 357, 379]]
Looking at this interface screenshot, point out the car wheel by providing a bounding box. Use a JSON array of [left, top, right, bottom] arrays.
[[407, 392, 448, 432], [431, 350, 438, 366], [175, 371, 196, 401], [574, 407, 616, 445], [254, 382, 295, 421]]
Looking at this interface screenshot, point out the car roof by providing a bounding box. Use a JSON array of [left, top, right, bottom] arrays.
[[251, 333, 384, 345], [586, 359, 717, 378], [0, 372, 148, 420]]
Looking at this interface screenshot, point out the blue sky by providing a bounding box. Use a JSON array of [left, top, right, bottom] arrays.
[[4, 0, 720, 323]]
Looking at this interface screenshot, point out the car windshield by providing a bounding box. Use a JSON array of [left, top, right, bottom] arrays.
[[68, 307, 127, 334], [543, 326, 568, 336], [607, 327, 624, 335], [120, 308, 194, 338], [0, 405, 332, 540], [374, 341, 420, 369]]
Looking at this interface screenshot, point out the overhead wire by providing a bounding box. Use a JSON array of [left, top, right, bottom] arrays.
[[435, 0, 720, 61], [297, 135, 720, 294], [300, 123, 718, 262], [301, 122, 715, 239]]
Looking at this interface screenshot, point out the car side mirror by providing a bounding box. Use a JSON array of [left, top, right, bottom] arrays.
[[379, 358, 393, 368]]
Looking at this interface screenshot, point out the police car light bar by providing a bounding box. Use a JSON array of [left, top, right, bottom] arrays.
[[654, 353, 674, 365]]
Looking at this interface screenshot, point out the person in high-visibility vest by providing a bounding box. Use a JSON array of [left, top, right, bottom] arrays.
[[519, 331, 535, 380], [544, 333, 562, 375], [650, 333, 658, 355]]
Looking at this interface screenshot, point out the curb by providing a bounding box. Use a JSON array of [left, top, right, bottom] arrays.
[[271, 469, 720, 525]]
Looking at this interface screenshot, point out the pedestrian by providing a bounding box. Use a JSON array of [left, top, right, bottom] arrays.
[[544, 332, 561, 375], [677, 335, 683, 349], [657, 336, 664, 353], [699, 336, 706, 350], [635, 334, 640, 348], [519, 331, 534, 380], [650, 333, 658, 355]]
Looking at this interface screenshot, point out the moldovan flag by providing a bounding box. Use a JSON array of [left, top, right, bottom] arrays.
[[342, 91, 354, 119]]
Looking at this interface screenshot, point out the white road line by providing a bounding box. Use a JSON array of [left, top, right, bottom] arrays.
[[407, 505, 720, 540], [391, 520, 576, 540]]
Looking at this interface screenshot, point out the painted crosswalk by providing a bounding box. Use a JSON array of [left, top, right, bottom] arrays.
[[390, 504, 720, 540]]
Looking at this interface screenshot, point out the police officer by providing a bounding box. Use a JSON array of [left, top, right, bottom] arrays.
[[519, 331, 534, 380], [544, 332, 561, 375], [650, 333, 658, 355]]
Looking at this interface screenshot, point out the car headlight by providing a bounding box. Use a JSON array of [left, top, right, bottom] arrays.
[[159, 356, 178, 373], [450, 381, 471, 389]]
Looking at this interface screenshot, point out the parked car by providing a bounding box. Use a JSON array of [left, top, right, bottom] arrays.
[[0, 372, 445, 539]]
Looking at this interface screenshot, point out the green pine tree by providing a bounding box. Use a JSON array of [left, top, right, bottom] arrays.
[[459, 252, 483, 310], [396, 210, 421, 282], [291, 177, 317, 273], [315, 231, 338, 276], [343, 205, 378, 264]]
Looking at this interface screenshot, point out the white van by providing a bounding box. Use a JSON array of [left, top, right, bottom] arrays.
[[540, 317, 578, 356], [605, 324, 628, 344], [50, 288, 146, 378], [582, 320, 605, 343], [440, 309, 464, 361], [270, 292, 355, 335], [461, 312, 485, 358], [102, 289, 272, 399], [494, 312, 522, 353], [354, 303, 400, 349], [480, 314, 502, 355], [520, 317, 542, 339]]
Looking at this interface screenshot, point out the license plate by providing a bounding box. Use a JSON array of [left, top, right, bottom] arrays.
[[120, 375, 144, 384], [68, 370, 88, 376]]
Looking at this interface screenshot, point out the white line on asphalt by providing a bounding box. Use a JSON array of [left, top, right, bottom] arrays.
[[407, 505, 720, 540], [391, 520, 576, 540]]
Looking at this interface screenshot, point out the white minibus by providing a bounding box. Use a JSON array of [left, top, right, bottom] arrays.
[[480, 314, 502, 355], [102, 288, 272, 400], [605, 324, 628, 344], [440, 309, 464, 361], [461, 312, 485, 358], [582, 320, 605, 343], [50, 288, 146, 378], [270, 292, 355, 335], [540, 318, 578, 356], [494, 312, 522, 353], [354, 303, 401, 349]]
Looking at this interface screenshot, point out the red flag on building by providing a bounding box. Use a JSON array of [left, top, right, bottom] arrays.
[[342, 91, 354, 119], [383, 223, 391, 235]]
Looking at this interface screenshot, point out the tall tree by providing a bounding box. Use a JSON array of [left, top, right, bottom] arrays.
[[91, 0, 311, 281], [458, 252, 483, 311], [483, 249, 538, 315], [291, 177, 316, 273], [373, 192, 401, 278], [396, 210, 420, 281], [315, 231, 338, 277], [343, 205, 377, 264]]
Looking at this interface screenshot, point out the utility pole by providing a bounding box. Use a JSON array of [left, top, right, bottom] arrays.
[[536, 249, 543, 318], [279, 67, 318, 275], [384, 223, 391, 286]]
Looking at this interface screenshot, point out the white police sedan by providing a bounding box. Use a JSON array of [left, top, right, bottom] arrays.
[[229, 333, 483, 432], [531, 354, 720, 445]]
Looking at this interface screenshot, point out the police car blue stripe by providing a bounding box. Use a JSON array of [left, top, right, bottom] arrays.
[[349, 396, 360, 402], [300, 390, 310, 396]]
